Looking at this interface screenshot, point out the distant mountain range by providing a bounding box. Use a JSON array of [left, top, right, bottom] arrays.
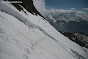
[[45, 11, 88, 35]]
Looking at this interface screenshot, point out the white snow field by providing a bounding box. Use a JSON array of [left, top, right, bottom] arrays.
[[0, 1, 88, 59]]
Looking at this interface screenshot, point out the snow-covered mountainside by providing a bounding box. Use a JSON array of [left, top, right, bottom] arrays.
[[45, 11, 88, 35], [0, 0, 88, 59]]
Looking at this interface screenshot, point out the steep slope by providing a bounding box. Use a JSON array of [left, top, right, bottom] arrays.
[[0, 0, 88, 59]]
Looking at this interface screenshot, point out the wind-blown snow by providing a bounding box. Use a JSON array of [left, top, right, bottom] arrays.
[[0, 3, 88, 59]]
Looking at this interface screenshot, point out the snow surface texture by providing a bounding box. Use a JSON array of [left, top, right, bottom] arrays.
[[0, 1, 88, 59]]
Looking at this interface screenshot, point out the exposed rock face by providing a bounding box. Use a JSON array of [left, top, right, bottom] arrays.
[[60, 31, 88, 48], [5, 0, 44, 18]]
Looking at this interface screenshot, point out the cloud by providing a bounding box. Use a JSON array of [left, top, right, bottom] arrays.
[[76, 11, 85, 13], [71, 8, 76, 10], [83, 8, 88, 10], [33, 0, 86, 16], [33, 0, 76, 15], [49, 8, 75, 13], [33, 0, 48, 15]]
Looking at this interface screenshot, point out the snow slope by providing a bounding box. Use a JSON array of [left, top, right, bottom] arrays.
[[0, 1, 88, 59]]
